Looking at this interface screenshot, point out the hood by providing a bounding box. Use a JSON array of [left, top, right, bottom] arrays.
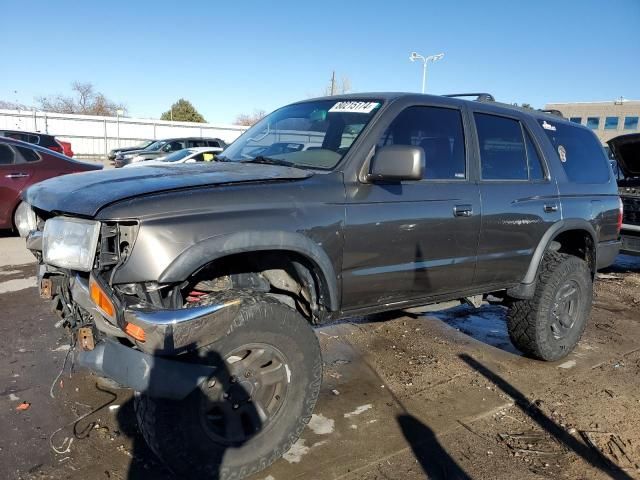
[[608, 133, 640, 178], [24, 162, 313, 217]]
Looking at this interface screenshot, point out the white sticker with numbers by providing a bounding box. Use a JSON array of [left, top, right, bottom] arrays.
[[328, 101, 380, 114]]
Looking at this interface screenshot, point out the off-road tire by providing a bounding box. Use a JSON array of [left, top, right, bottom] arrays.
[[134, 292, 322, 480], [507, 251, 592, 361]]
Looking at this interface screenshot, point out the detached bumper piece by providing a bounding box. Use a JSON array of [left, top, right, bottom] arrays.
[[123, 298, 242, 355], [596, 239, 623, 269], [77, 339, 216, 400]]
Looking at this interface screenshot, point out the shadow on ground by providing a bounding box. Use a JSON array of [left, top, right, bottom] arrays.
[[460, 353, 634, 480]]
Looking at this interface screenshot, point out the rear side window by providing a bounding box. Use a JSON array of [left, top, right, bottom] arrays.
[[475, 113, 528, 180], [15, 145, 40, 162], [0, 144, 15, 165], [538, 120, 610, 184], [378, 106, 466, 180]]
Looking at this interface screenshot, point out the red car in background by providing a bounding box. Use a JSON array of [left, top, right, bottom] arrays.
[[0, 137, 101, 230], [58, 140, 74, 157]]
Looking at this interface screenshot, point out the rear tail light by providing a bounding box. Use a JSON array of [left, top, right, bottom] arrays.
[[49, 143, 64, 153], [617, 197, 624, 233]]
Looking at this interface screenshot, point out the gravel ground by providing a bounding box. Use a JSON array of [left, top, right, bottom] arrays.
[[1, 243, 639, 480]]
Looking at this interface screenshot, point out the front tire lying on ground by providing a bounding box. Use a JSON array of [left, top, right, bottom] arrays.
[[507, 251, 593, 361], [134, 293, 322, 480]]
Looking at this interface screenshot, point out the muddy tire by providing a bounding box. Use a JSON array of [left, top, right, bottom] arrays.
[[507, 251, 592, 361], [134, 293, 322, 480]]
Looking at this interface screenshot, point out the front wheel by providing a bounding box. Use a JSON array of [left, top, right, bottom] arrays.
[[507, 251, 593, 361], [134, 294, 322, 479]]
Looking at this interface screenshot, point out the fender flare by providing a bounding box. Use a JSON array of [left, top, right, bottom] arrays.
[[158, 230, 340, 311], [508, 219, 597, 298]]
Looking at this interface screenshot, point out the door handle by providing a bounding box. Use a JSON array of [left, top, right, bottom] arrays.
[[4, 173, 30, 179], [454, 204, 473, 217], [544, 203, 559, 213]]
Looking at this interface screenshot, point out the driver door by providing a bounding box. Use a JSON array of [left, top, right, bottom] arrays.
[[341, 104, 481, 310]]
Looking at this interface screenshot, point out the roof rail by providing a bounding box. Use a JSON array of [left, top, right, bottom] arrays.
[[539, 109, 564, 118], [443, 93, 495, 102]]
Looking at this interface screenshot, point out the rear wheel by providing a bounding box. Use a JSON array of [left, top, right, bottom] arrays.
[[134, 293, 322, 479], [507, 251, 592, 361]]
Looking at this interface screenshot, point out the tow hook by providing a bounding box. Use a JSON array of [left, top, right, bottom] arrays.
[[78, 327, 95, 351], [40, 278, 53, 299]]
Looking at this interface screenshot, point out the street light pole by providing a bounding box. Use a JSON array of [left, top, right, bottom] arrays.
[[409, 51, 445, 94]]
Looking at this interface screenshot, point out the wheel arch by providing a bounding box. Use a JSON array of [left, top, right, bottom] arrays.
[[508, 220, 597, 299], [158, 230, 340, 311]]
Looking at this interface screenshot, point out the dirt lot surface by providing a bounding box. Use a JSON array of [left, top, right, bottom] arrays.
[[1, 235, 639, 480]]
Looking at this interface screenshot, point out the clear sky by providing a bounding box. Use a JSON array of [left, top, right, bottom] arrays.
[[1, 0, 638, 124]]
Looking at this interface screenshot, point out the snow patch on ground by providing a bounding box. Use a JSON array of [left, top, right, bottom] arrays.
[[283, 439, 309, 464], [308, 413, 334, 435], [344, 404, 373, 418], [558, 360, 577, 369]]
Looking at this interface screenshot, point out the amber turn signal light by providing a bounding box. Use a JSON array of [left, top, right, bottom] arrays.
[[89, 277, 115, 318], [124, 322, 146, 342]]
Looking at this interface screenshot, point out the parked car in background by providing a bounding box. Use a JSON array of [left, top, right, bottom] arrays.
[[113, 137, 227, 167], [123, 146, 223, 168], [108, 140, 155, 161], [0, 129, 65, 155], [58, 140, 74, 157], [608, 133, 640, 255], [0, 137, 102, 231]]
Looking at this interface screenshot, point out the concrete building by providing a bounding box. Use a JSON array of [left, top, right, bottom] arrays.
[[544, 98, 640, 143]]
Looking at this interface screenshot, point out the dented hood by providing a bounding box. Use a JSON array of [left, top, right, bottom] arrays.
[[608, 133, 640, 178], [24, 162, 312, 217]]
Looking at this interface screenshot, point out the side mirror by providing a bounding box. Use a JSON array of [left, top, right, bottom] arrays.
[[369, 145, 424, 182]]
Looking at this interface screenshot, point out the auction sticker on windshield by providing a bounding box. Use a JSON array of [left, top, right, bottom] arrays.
[[329, 101, 380, 114]]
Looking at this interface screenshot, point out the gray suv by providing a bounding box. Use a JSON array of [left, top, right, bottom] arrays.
[[19, 93, 621, 479]]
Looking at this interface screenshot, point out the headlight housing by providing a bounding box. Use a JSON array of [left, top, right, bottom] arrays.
[[14, 202, 38, 238], [43, 217, 101, 271]]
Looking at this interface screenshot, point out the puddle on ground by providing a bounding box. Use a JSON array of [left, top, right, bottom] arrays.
[[427, 304, 522, 355]]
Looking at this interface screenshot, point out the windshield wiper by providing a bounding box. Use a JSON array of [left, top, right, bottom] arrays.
[[241, 156, 295, 167]]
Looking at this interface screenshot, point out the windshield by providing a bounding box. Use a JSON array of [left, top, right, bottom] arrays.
[[144, 140, 167, 151], [162, 149, 194, 162], [220, 99, 382, 169], [139, 140, 155, 149]]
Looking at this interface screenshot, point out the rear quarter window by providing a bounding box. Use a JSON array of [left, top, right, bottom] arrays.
[[538, 120, 610, 184]]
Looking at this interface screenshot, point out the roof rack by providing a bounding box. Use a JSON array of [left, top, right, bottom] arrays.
[[443, 93, 495, 102], [539, 109, 564, 118]]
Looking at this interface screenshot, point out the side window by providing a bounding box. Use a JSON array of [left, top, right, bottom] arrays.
[[524, 129, 545, 180], [0, 144, 15, 165], [165, 141, 185, 152], [378, 106, 466, 180], [15, 145, 40, 163], [475, 113, 527, 180], [207, 140, 221, 148], [538, 120, 610, 184]]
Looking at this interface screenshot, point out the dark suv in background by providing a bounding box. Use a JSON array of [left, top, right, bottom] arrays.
[[20, 93, 621, 479], [0, 129, 66, 155], [112, 137, 227, 167]]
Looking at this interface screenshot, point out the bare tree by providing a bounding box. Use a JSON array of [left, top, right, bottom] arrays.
[[37, 81, 127, 116], [234, 109, 266, 126], [0, 100, 30, 110]]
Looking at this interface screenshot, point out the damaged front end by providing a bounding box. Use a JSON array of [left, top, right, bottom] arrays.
[[24, 212, 239, 400]]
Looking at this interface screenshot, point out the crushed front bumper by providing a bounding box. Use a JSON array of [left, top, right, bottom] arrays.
[[77, 339, 216, 399]]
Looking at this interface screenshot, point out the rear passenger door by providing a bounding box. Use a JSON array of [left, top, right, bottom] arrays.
[[0, 144, 30, 225], [341, 103, 481, 309], [472, 111, 560, 288]]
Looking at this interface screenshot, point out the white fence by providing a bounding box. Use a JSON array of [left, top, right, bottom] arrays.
[[0, 109, 248, 159]]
